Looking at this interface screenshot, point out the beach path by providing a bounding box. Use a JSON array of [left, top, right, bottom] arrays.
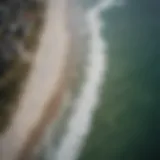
[[0, 0, 70, 159]]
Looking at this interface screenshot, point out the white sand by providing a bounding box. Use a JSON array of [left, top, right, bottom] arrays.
[[0, 0, 70, 159]]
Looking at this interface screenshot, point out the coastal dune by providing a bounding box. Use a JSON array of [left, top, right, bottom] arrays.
[[0, 0, 70, 159]]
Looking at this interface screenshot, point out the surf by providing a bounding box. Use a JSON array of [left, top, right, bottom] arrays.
[[53, 1, 116, 160]]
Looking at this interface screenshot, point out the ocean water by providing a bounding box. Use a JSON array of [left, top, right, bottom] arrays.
[[78, 0, 160, 160]]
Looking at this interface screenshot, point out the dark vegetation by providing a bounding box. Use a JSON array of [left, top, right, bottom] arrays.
[[0, 0, 45, 132]]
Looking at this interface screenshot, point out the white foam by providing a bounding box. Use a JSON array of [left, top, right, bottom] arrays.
[[54, 1, 116, 160]]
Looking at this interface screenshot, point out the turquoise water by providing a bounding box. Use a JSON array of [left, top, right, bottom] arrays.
[[78, 0, 160, 160]]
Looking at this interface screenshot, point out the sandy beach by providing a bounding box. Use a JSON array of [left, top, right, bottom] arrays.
[[0, 0, 71, 159]]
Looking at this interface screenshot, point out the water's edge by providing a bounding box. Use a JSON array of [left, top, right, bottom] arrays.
[[52, 1, 113, 160]]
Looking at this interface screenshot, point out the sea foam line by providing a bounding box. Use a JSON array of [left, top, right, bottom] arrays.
[[54, 1, 115, 160]]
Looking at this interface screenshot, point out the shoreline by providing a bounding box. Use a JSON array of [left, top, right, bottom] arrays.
[[34, 1, 90, 159]]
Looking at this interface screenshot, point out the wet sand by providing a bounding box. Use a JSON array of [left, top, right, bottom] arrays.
[[0, 0, 71, 159], [33, 1, 89, 159]]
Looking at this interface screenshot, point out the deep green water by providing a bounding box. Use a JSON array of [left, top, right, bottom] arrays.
[[79, 0, 160, 159]]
